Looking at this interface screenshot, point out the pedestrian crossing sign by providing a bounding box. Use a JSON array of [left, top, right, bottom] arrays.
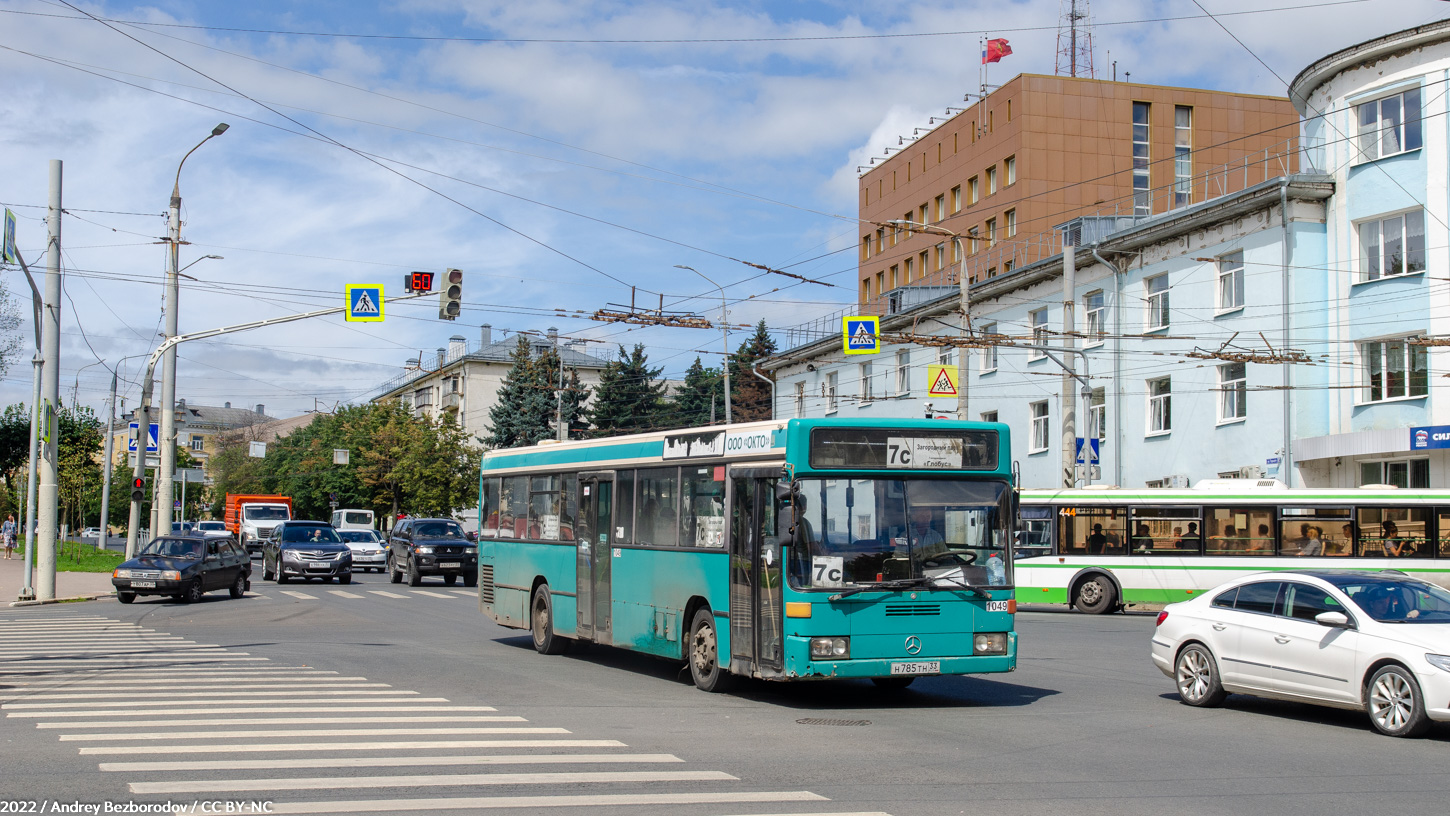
[[346, 284, 385, 322], [927, 364, 959, 396], [843, 316, 880, 355]]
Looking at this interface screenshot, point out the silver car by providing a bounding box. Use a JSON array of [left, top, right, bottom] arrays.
[[338, 529, 387, 572]]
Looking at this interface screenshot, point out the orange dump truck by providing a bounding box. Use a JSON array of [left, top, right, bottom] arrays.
[[225, 494, 293, 554]]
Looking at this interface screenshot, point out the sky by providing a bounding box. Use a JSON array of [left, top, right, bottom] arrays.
[[0, 0, 1443, 423]]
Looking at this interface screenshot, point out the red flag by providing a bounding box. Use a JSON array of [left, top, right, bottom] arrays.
[[983, 38, 1012, 64]]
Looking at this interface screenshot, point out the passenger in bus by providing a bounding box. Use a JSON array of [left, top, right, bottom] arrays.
[[1340, 523, 1356, 555], [1297, 525, 1324, 556], [1175, 522, 1200, 551], [1086, 523, 1107, 554], [1252, 523, 1273, 553], [1130, 523, 1154, 553], [1381, 519, 1413, 557], [1212, 524, 1242, 552]]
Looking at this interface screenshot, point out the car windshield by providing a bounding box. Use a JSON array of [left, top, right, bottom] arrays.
[[414, 521, 465, 538], [1330, 575, 1450, 623], [244, 506, 290, 521], [280, 526, 342, 544], [196, 522, 225, 531], [140, 538, 201, 559], [340, 531, 378, 543], [789, 477, 1013, 590]]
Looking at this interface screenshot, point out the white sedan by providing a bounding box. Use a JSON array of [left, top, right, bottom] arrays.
[[1152, 569, 1450, 737]]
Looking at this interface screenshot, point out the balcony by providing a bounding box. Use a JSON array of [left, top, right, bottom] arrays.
[[442, 392, 461, 412]]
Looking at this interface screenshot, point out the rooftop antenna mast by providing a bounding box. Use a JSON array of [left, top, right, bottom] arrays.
[[1055, 0, 1097, 78]]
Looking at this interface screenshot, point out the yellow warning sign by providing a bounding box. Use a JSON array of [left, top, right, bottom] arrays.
[[927, 364, 959, 396]]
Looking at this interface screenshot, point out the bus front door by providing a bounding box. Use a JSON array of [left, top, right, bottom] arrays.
[[576, 473, 614, 645], [729, 473, 783, 675]]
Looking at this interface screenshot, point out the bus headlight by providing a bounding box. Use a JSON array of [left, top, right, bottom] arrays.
[[810, 637, 849, 659], [973, 633, 1007, 655]]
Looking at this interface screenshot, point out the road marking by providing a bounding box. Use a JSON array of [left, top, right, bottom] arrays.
[[78, 739, 627, 755], [131, 770, 736, 795], [42, 715, 525, 729], [0, 645, 227, 657], [327, 590, 365, 598], [11, 678, 375, 688], [450, 590, 475, 596], [10, 705, 491, 718], [6, 683, 388, 697], [0, 635, 189, 642], [100, 753, 681, 773], [367, 591, 408, 598], [414, 590, 455, 599], [14, 689, 407, 701], [279, 591, 318, 600], [259, 791, 826, 814], [5, 697, 449, 710], [4, 667, 340, 675], [63, 726, 567, 741]]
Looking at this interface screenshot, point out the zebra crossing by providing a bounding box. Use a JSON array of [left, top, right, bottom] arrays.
[[263, 586, 478, 601], [1, 614, 891, 815]]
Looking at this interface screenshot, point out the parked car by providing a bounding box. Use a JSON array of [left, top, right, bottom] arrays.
[[262, 521, 353, 584], [170, 521, 194, 535], [194, 520, 231, 539], [112, 535, 251, 604], [80, 527, 101, 539], [338, 529, 387, 572], [1152, 569, 1450, 737], [387, 517, 476, 587]]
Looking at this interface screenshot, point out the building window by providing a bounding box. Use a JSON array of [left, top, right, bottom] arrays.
[[859, 362, 874, 402], [919, 204, 928, 225], [904, 213, 914, 237], [1003, 259, 1014, 274], [1359, 209, 1426, 281], [876, 271, 885, 296], [951, 185, 962, 213], [189, 434, 205, 452], [935, 194, 945, 222], [1029, 309, 1048, 359], [890, 264, 899, 289], [896, 350, 910, 396], [1030, 401, 1050, 452], [1361, 338, 1428, 402], [981, 410, 998, 423], [1356, 86, 1422, 163], [979, 322, 998, 373], [875, 228, 885, 253], [825, 372, 838, 413], [1360, 459, 1430, 488], [935, 242, 946, 271], [1084, 290, 1105, 345], [1174, 106, 1192, 208], [967, 176, 979, 205], [904, 257, 913, 282], [861, 278, 870, 303], [919, 251, 929, 277], [952, 240, 963, 265], [861, 236, 870, 260], [985, 218, 997, 247], [891, 222, 901, 246], [1005, 209, 1016, 238], [1089, 387, 1105, 441], [794, 381, 805, 417], [1147, 377, 1172, 434], [1145, 273, 1170, 331], [1218, 362, 1247, 422], [986, 165, 998, 195], [1217, 251, 1244, 312], [1132, 101, 1151, 215], [1005, 155, 1016, 186]]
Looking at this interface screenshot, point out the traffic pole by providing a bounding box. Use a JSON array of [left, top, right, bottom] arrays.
[[36, 161, 62, 600]]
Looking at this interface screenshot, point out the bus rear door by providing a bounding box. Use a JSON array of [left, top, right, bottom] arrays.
[[576, 472, 614, 645]]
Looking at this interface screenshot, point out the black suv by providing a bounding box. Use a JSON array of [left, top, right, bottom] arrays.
[[112, 535, 251, 604], [261, 521, 354, 584], [388, 518, 477, 587]]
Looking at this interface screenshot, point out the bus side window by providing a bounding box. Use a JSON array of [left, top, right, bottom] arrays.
[[637, 467, 678, 547], [480, 478, 501, 538], [1439, 509, 1450, 558], [616, 470, 635, 544]]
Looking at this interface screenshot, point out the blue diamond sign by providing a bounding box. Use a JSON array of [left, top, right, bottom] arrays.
[[346, 284, 385, 322], [843, 316, 880, 355]]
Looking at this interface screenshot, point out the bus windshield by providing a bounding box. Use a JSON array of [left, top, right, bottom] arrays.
[[789, 477, 1013, 590]]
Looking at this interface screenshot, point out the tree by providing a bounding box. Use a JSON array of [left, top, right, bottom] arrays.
[[483, 337, 555, 449], [729, 319, 778, 421], [0, 276, 23, 382], [586, 344, 669, 436], [671, 357, 723, 428]]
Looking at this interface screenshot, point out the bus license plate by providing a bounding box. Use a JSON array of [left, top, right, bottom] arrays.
[[131, 581, 155, 588], [439, 562, 461, 569], [985, 601, 1010, 612], [890, 661, 940, 675], [308, 562, 329, 569]]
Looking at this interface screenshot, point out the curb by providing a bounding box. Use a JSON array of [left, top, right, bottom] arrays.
[[9, 591, 116, 607]]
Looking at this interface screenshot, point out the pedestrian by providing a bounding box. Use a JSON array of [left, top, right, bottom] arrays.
[[2, 513, 16, 559]]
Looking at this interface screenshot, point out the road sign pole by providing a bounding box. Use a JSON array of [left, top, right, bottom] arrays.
[[36, 160, 62, 601]]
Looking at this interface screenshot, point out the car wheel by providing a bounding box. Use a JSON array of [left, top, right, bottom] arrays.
[[228, 572, 246, 599], [117, 591, 135, 604], [530, 584, 569, 655], [181, 578, 204, 604], [339, 574, 352, 585], [1074, 574, 1117, 614], [276, 564, 289, 584], [1175, 643, 1228, 707], [262, 560, 274, 581], [1366, 664, 1431, 738], [688, 608, 733, 692], [389, 556, 403, 584], [464, 572, 478, 588], [445, 574, 458, 586], [407, 558, 422, 587], [871, 677, 915, 691]]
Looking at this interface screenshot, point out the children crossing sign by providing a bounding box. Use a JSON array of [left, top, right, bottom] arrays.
[[842, 316, 880, 355], [927, 364, 959, 396], [346, 284, 385, 322]]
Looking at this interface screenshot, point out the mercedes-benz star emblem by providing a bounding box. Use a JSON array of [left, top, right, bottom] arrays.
[[904, 636, 922, 655]]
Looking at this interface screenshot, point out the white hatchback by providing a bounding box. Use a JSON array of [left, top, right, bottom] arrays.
[[1152, 570, 1450, 737]]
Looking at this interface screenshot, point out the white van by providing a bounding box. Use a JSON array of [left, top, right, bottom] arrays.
[[331, 508, 375, 531]]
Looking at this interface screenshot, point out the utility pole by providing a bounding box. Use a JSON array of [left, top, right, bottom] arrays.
[[36, 160, 62, 601], [1060, 238, 1078, 488], [97, 369, 119, 551]]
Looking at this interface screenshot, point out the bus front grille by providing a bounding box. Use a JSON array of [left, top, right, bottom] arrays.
[[479, 564, 495, 604], [884, 604, 940, 616]]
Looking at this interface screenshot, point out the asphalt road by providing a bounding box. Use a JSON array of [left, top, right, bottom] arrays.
[[3, 575, 1448, 816]]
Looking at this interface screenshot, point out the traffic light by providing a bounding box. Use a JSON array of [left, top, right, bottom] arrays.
[[131, 477, 146, 503], [438, 268, 462, 320]]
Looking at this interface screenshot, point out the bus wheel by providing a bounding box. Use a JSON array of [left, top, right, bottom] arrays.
[[688, 609, 735, 693], [871, 677, 915, 691], [1074, 574, 1117, 614], [530, 585, 569, 655]]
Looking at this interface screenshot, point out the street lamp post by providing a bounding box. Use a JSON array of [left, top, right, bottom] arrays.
[[157, 123, 227, 537], [883, 220, 970, 420], [674, 265, 730, 424]]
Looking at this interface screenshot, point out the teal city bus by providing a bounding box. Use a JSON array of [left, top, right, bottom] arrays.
[[477, 418, 1018, 692]]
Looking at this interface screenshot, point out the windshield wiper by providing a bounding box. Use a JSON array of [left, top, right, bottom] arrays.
[[927, 576, 993, 599], [828, 577, 933, 601]]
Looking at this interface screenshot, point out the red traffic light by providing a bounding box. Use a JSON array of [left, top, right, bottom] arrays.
[[133, 477, 144, 489]]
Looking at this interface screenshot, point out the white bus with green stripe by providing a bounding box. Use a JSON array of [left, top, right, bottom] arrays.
[[1015, 481, 1450, 614]]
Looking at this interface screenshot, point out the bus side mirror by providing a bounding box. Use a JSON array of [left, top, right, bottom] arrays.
[[778, 505, 797, 548]]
